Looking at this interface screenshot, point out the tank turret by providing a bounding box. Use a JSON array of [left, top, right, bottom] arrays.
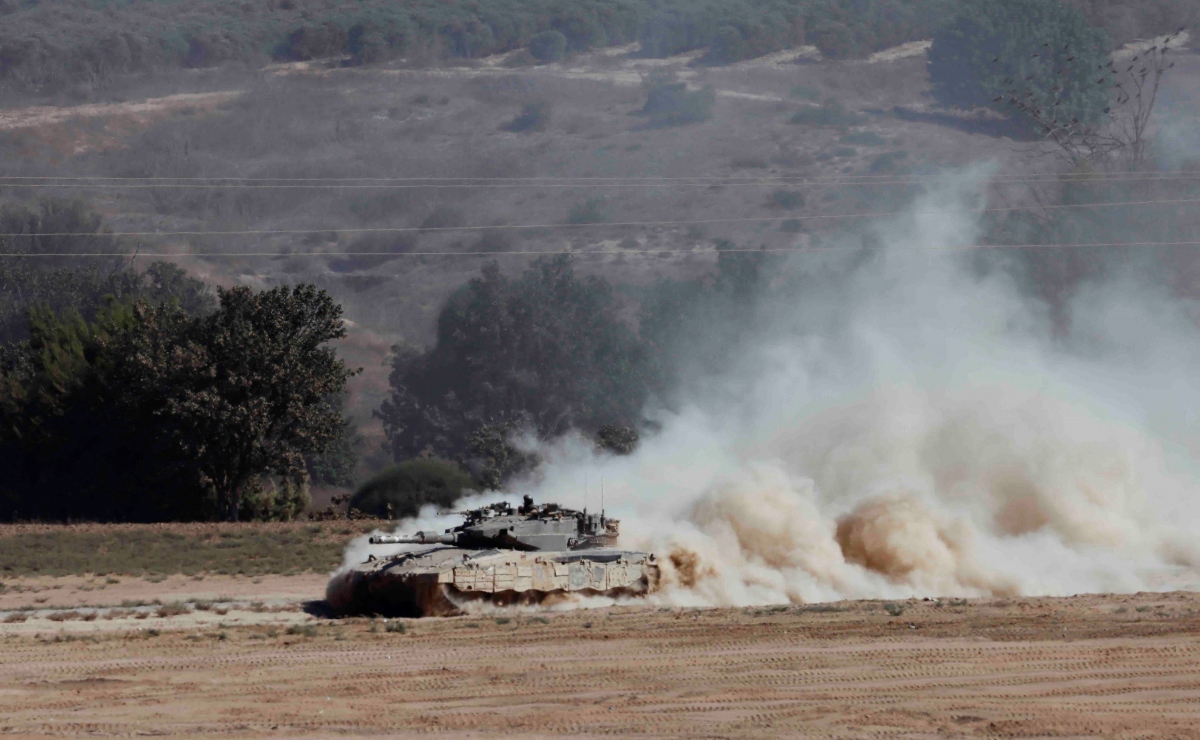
[[368, 495, 619, 551], [329, 495, 656, 618]]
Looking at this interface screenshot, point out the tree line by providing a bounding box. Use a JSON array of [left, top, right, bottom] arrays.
[[0, 199, 357, 522], [3, 0, 1191, 94]]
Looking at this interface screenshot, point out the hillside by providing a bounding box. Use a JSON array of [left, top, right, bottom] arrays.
[[2, 21, 1199, 487]]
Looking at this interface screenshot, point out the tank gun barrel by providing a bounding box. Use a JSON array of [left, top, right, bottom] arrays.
[[369, 531, 457, 545]]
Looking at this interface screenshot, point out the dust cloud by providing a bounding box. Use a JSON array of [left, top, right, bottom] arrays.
[[342, 169, 1200, 607]]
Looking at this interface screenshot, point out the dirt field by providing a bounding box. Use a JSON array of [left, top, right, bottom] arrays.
[[2, 582, 1199, 738]]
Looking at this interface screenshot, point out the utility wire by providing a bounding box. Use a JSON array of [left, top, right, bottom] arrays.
[[2, 240, 1198, 259], [0, 197, 1194, 239], [2, 174, 1198, 189], [1, 170, 1197, 183]]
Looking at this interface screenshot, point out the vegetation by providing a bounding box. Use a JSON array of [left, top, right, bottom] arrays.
[[0, 203, 359, 522], [0, 523, 375, 577], [0, 0, 1191, 95], [349, 459, 474, 519], [789, 100, 866, 127], [635, 72, 715, 128], [927, 0, 1111, 127], [505, 100, 553, 133], [528, 30, 568, 63], [377, 256, 650, 485]]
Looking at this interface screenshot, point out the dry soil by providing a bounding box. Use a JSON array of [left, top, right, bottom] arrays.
[[1, 581, 1198, 737]]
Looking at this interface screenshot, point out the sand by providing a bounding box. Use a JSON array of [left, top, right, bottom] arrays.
[[2, 578, 1199, 737]]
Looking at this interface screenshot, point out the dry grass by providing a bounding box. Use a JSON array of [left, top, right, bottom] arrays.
[[0, 521, 380, 578]]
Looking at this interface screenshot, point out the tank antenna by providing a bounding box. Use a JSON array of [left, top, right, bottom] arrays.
[[584, 473, 588, 515], [601, 478, 605, 515]]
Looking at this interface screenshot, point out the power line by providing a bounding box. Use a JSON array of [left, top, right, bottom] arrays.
[[0, 197, 1194, 238], [1, 174, 1197, 189], [1, 169, 1196, 183], [2, 240, 1197, 259]]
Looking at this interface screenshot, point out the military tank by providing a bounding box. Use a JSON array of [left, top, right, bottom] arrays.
[[326, 495, 659, 617]]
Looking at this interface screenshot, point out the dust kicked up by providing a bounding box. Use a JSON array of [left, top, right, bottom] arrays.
[[338, 170, 1200, 608]]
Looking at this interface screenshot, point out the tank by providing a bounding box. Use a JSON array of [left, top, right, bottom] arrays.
[[326, 495, 659, 617]]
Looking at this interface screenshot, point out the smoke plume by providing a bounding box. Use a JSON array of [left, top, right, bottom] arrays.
[[340, 169, 1200, 607]]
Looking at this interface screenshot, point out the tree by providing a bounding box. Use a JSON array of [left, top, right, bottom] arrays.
[[639, 243, 776, 394], [350, 458, 473, 519], [305, 393, 363, 488], [995, 28, 1185, 165], [0, 283, 357, 522], [528, 30, 567, 63], [377, 256, 649, 482], [927, 0, 1111, 129], [162, 285, 358, 521]]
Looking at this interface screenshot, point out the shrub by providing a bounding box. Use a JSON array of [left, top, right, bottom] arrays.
[[768, 189, 805, 210], [780, 219, 803, 233], [636, 72, 715, 128], [868, 150, 910, 173], [927, 0, 1111, 125], [504, 100, 552, 133], [568, 196, 611, 224], [384, 619, 408, 633], [833, 147, 858, 158], [528, 30, 568, 63], [841, 131, 886, 146], [349, 459, 473, 519], [790, 85, 821, 101], [789, 100, 865, 127]]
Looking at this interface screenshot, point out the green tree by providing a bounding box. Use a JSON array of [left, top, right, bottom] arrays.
[[349, 458, 473, 519], [0, 283, 357, 522], [305, 394, 362, 488], [927, 0, 1111, 126], [377, 256, 649, 483], [162, 285, 358, 520], [528, 30, 567, 62]]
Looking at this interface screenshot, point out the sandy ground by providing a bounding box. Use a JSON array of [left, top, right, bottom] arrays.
[[1, 581, 1199, 737], [0, 91, 238, 132]]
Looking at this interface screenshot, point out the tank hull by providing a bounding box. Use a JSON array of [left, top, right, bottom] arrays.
[[328, 547, 659, 617]]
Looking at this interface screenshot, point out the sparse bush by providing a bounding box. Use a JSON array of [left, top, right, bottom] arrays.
[[568, 196, 612, 224], [768, 189, 805, 210], [834, 147, 858, 158], [528, 30, 568, 63], [789, 100, 866, 128], [636, 71, 715, 128], [385, 619, 408, 633], [349, 459, 473, 519], [731, 155, 770, 169], [156, 603, 190, 618], [286, 623, 318, 637], [883, 602, 906, 616], [868, 150, 910, 173], [790, 85, 821, 101], [504, 100, 552, 133], [841, 131, 886, 146]]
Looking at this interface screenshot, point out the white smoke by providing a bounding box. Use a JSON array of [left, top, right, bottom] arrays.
[[340, 168, 1200, 607]]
